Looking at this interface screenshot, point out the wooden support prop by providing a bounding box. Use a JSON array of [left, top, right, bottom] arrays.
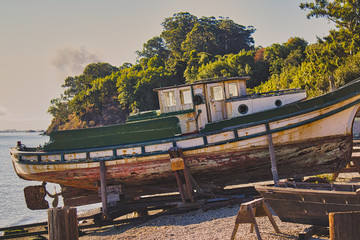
[[99, 160, 108, 220], [169, 147, 195, 203], [173, 171, 187, 202], [231, 198, 280, 240], [48, 207, 78, 240], [329, 211, 360, 240], [265, 122, 279, 186]]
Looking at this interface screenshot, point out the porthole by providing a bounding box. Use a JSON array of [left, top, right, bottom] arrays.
[[238, 104, 248, 115], [275, 99, 282, 107], [193, 94, 203, 105]]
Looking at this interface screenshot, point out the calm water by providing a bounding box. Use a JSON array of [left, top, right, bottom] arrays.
[[0, 132, 52, 227], [0, 132, 101, 228]]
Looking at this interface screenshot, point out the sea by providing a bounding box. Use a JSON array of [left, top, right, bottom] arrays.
[[0, 132, 100, 228], [0, 132, 51, 227]]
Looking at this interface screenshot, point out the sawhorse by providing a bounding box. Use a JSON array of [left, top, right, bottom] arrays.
[[231, 198, 280, 240]]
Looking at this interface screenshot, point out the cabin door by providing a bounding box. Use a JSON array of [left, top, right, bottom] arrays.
[[207, 83, 227, 122]]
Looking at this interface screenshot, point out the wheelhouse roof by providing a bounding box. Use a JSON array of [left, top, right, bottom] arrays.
[[153, 76, 250, 92]]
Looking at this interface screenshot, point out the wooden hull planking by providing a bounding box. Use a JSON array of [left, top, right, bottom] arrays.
[[14, 135, 351, 192]]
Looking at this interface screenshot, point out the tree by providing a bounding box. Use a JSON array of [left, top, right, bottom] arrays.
[[180, 16, 255, 57], [300, 0, 360, 55], [194, 50, 257, 84], [300, 0, 360, 33], [181, 19, 218, 55], [335, 51, 360, 85], [116, 57, 177, 112], [136, 36, 170, 60], [161, 12, 198, 58], [264, 37, 308, 75], [48, 62, 119, 118], [61, 62, 118, 101], [217, 19, 255, 53], [161, 13, 255, 60]]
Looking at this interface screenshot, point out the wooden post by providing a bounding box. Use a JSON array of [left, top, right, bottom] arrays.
[[174, 171, 187, 202], [265, 122, 279, 186], [178, 148, 195, 202], [48, 207, 78, 240], [99, 160, 108, 220], [329, 211, 360, 240], [169, 147, 195, 203]]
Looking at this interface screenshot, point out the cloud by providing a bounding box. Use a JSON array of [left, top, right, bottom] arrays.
[[51, 47, 102, 75], [0, 106, 7, 116]]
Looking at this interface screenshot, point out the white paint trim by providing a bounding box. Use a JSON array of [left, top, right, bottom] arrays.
[[116, 147, 142, 156], [145, 142, 173, 153], [64, 153, 87, 161], [207, 131, 235, 144], [41, 155, 61, 162], [90, 150, 113, 158], [177, 137, 204, 148]]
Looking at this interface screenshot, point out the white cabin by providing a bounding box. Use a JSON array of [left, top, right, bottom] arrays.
[[153, 77, 306, 134]]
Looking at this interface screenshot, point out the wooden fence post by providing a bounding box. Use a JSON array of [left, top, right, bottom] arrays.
[[329, 211, 360, 240], [48, 207, 78, 240]]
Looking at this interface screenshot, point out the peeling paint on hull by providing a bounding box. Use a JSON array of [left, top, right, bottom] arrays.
[[12, 135, 352, 193]]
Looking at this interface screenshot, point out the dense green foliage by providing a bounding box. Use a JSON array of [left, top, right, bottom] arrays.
[[47, 6, 360, 132]]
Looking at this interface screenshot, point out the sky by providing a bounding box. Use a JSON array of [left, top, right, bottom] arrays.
[[0, 0, 334, 131]]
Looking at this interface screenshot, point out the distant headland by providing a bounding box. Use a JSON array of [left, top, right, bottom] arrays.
[[0, 129, 45, 133]]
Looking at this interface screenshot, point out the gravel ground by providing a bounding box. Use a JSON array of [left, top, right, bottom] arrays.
[[79, 205, 327, 240], [79, 173, 360, 240], [11, 173, 360, 239]]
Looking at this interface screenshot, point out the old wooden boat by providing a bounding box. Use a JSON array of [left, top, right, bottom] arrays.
[[9, 76, 360, 207], [256, 181, 360, 226]]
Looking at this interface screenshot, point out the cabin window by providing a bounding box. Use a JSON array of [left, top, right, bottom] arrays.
[[180, 89, 192, 105], [229, 82, 238, 98], [211, 86, 224, 101], [164, 91, 176, 106]]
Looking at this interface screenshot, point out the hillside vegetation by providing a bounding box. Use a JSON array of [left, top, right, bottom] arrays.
[[47, 2, 360, 133]]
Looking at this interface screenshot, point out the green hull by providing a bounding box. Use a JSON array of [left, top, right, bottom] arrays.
[[44, 116, 181, 151]]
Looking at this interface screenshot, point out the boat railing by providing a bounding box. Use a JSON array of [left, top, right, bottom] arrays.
[[226, 88, 304, 102], [246, 88, 304, 98]]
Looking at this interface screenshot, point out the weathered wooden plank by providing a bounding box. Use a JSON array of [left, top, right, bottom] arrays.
[[257, 186, 360, 204], [277, 182, 360, 192], [329, 211, 360, 240], [257, 184, 360, 226], [63, 193, 101, 207], [259, 192, 360, 205], [262, 198, 360, 226]]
